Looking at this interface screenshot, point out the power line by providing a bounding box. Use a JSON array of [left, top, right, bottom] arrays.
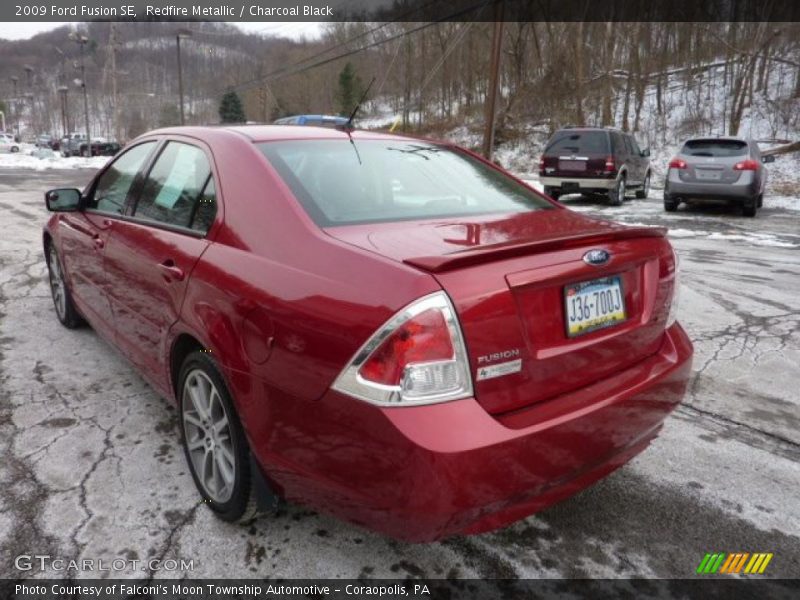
[[220, 0, 487, 96]]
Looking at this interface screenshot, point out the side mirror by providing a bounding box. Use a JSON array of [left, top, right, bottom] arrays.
[[761, 155, 775, 164], [45, 188, 81, 212], [641, 148, 651, 157]]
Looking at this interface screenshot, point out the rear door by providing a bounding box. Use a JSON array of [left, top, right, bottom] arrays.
[[57, 141, 157, 331], [678, 139, 749, 184], [103, 139, 218, 376], [542, 130, 610, 181]]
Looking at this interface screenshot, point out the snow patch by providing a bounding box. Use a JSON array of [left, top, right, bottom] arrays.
[[0, 152, 111, 171]]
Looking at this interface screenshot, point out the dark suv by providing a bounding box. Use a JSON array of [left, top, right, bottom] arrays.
[[539, 127, 651, 205]]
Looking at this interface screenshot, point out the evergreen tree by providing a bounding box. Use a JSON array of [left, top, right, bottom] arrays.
[[158, 103, 180, 128], [336, 62, 363, 117], [219, 90, 246, 123]]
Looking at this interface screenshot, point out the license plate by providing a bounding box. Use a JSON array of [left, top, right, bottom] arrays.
[[696, 170, 721, 181], [564, 276, 626, 337], [559, 160, 586, 171]]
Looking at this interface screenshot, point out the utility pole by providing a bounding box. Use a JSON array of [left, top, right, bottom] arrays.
[[55, 47, 68, 137], [109, 24, 119, 140], [58, 87, 69, 137], [10, 76, 19, 136], [70, 32, 91, 153], [481, 0, 505, 160], [24, 65, 34, 135], [176, 29, 192, 126]]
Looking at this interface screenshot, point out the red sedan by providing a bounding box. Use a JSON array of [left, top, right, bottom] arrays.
[[43, 126, 692, 542]]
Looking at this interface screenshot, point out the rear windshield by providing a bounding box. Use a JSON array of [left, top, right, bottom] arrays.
[[258, 140, 552, 226], [545, 131, 609, 155], [682, 140, 748, 157]]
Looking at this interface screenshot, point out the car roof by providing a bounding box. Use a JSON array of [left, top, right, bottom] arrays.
[[146, 125, 420, 144]]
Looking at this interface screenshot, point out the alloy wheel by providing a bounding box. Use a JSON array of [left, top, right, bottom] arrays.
[[48, 246, 66, 321], [182, 369, 237, 503]]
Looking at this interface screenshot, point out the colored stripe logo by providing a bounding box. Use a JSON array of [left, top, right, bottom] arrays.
[[696, 552, 773, 574]]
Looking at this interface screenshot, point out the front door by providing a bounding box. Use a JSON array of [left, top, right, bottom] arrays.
[[58, 141, 157, 332]]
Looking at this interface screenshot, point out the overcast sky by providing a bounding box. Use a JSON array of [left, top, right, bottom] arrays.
[[0, 22, 324, 41]]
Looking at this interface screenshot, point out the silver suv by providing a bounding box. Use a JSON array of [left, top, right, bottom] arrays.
[[664, 137, 774, 217]]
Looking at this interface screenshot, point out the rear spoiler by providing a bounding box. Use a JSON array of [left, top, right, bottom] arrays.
[[404, 226, 667, 273]]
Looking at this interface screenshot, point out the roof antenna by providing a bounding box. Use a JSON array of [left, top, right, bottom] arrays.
[[339, 76, 375, 165]]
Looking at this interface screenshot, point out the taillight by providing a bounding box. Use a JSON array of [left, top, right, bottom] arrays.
[[332, 292, 473, 406], [603, 156, 616, 174], [668, 158, 687, 169], [733, 159, 759, 171]]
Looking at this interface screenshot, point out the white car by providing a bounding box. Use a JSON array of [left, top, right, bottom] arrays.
[[0, 133, 20, 153]]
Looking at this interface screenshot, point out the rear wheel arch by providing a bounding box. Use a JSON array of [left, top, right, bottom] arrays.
[[170, 333, 207, 398]]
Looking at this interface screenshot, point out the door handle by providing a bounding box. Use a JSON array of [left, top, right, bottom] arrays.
[[157, 261, 185, 282]]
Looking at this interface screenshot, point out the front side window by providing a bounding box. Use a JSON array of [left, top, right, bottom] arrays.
[[133, 141, 215, 232], [88, 141, 156, 213], [259, 140, 553, 226]]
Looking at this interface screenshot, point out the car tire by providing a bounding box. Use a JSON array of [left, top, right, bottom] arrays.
[[664, 196, 679, 212], [179, 351, 260, 523], [609, 176, 626, 206], [635, 173, 651, 199], [743, 198, 757, 218], [543, 186, 560, 200], [47, 244, 84, 329], [757, 194, 763, 208], [11, 146, 19, 153]]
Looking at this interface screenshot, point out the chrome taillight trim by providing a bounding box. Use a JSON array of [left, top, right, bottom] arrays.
[[331, 291, 473, 407]]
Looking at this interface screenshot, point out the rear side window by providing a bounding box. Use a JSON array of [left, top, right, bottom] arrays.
[[682, 140, 748, 157], [88, 142, 156, 213], [133, 141, 216, 233], [545, 131, 609, 155]]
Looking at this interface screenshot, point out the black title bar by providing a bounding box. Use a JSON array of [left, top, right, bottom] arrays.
[[4, 0, 800, 23]]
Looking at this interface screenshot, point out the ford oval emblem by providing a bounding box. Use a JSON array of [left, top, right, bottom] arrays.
[[583, 249, 611, 266]]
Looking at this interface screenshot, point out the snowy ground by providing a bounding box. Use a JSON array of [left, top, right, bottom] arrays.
[[0, 167, 798, 584], [0, 151, 111, 172]]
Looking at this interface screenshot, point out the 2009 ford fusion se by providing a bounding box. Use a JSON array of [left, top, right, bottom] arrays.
[[43, 125, 692, 541]]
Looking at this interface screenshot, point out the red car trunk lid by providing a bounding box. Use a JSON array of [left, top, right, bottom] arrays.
[[326, 209, 675, 414]]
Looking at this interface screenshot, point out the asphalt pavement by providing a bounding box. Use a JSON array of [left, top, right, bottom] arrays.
[[0, 167, 798, 581]]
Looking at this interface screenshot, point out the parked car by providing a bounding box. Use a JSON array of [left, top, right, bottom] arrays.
[[0, 132, 20, 153], [273, 114, 349, 127], [61, 132, 88, 157], [36, 134, 56, 149], [61, 132, 121, 157], [43, 125, 691, 541], [539, 127, 652, 205], [664, 136, 774, 217]]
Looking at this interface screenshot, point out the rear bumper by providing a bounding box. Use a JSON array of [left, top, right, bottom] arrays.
[[254, 323, 693, 542], [540, 175, 617, 191], [665, 173, 758, 201]]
